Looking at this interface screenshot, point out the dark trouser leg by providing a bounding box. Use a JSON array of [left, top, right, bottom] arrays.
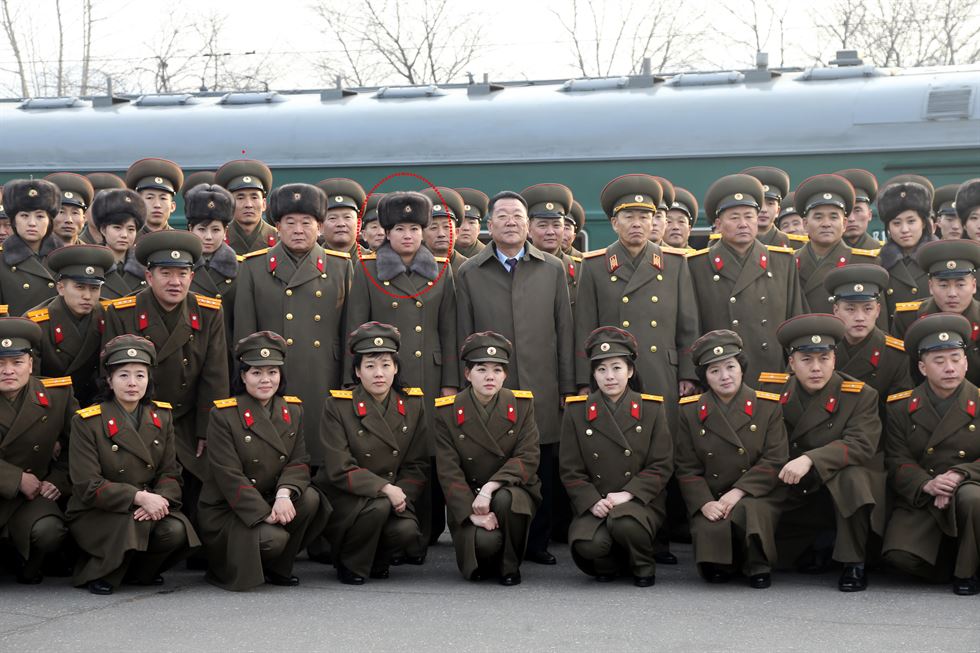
[[492, 488, 528, 576], [378, 515, 424, 565], [130, 517, 189, 583], [885, 549, 946, 582], [22, 515, 67, 579], [256, 524, 289, 564], [609, 516, 656, 578], [527, 443, 556, 554], [953, 484, 980, 579], [572, 524, 617, 575], [264, 486, 321, 578], [833, 504, 871, 564], [733, 522, 771, 576], [182, 470, 207, 568], [339, 497, 390, 577], [427, 456, 447, 545]]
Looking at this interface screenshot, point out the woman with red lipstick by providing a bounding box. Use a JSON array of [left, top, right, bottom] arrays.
[[877, 176, 936, 325]]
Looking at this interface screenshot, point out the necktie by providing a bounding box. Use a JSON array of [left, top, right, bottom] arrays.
[[506, 258, 518, 275]]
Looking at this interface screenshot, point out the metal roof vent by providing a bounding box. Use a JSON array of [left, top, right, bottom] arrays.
[[796, 64, 882, 81], [218, 91, 285, 105], [665, 71, 745, 87], [561, 77, 629, 92], [17, 97, 89, 110], [133, 94, 199, 107], [924, 86, 974, 119], [374, 85, 444, 99], [830, 50, 864, 66]]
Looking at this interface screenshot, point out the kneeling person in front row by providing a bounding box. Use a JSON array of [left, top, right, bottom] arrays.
[[199, 331, 329, 591], [883, 313, 980, 595], [560, 327, 672, 587]]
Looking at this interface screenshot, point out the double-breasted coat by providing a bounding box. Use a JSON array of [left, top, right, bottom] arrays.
[[891, 298, 980, 388], [559, 390, 673, 569], [794, 240, 881, 315], [674, 385, 787, 567], [455, 243, 575, 444], [234, 243, 353, 463], [199, 394, 329, 591], [227, 219, 278, 257], [67, 400, 200, 585], [832, 328, 913, 417], [434, 387, 542, 578], [880, 239, 934, 324], [0, 235, 60, 317], [0, 376, 75, 558], [27, 298, 105, 406]]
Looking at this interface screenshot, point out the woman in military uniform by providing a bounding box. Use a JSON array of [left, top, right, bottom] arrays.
[[68, 335, 199, 595], [314, 322, 428, 585], [186, 183, 240, 341], [675, 330, 787, 588], [199, 331, 329, 591], [434, 332, 541, 586], [0, 179, 62, 316], [559, 327, 672, 587], [91, 188, 145, 300], [877, 177, 936, 324]]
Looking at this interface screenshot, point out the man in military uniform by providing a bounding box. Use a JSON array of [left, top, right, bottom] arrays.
[[890, 239, 980, 387], [794, 174, 881, 316], [234, 183, 353, 465], [0, 203, 10, 247], [647, 176, 674, 246], [90, 189, 145, 300], [454, 188, 488, 259], [0, 318, 76, 584], [103, 231, 229, 510], [836, 168, 883, 250], [775, 192, 806, 240], [215, 159, 278, 255], [455, 190, 575, 565], [769, 314, 883, 592], [688, 174, 804, 378], [935, 184, 963, 240], [420, 187, 467, 277], [125, 158, 183, 234], [316, 178, 366, 258], [80, 173, 126, 245], [663, 187, 698, 251], [26, 244, 115, 407], [883, 313, 980, 595], [564, 199, 586, 258], [0, 179, 62, 317], [358, 192, 386, 251], [45, 173, 94, 246], [522, 183, 581, 311], [742, 166, 792, 248]]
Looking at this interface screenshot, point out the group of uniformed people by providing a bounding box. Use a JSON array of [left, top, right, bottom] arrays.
[[1, 156, 980, 597]]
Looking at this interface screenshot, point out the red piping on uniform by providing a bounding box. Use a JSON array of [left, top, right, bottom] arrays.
[[285, 463, 309, 471], [94, 481, 113, 500], [638, 470, 659, 478], [509, 457, 528, 482], [563, 479, 587, 488], [232, 484, 255, 508], [401, 478, 424, 486], [346, 468, 366, 492], [678, 476, 703, 483], [752, 465, 776, 476], [446, 481, 469, 497]]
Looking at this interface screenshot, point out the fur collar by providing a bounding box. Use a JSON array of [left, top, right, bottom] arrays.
[[195, 243, 238, 279], [1, 234, 59, 266], [879, 232, 936, 270], [375, 242, 440, 281]]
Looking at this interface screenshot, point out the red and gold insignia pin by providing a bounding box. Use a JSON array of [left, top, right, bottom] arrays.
[[107, 417, 118, 437], [972, 323, 979, 341], [151, 411, 161, 429], [870, 349, 880, 368], [836, 256, 847, 268], [795, 257, 801, 270], [36, 391, 48, 407], [744, 399, 753, 417], [969, 400, 977, 417], [909, 396, 920, 413], [397, 397, 406, 416], [267, 234, 276, 247], [630, 401, 640, 419], [356, 402, 367, 417], [712, 255, 724, 272], [189, 313, 201, 331], [608, 254, 619, 273], [243, 409, 255, 427], [98, 318, 105, 335], [825, 396, 838, 413], [507, 404, 517, 423], [568, 262, 575, 279], [54, 325, 64, 344], [587, 403, 598, 422], [282, 405, 291, 424], [698, 403, 708, 422], [316, 257, 325, 273], [652, 254, 663, 270], [456, 406, 465, 425], [781, 390, 790, 404], [269, 255, 278, 272], [138, 312, 149, 331], [759, 253, 767, 270]]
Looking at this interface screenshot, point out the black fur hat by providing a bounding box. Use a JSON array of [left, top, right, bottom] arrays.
[[184, 183, 234, 226], [1, 179, 60, 219], [91, 188, 147, 230], [377, 191, 432, 230], [877, 182, 932, 224], [955, 179, 980, 223], [268, 183, 326, 223]]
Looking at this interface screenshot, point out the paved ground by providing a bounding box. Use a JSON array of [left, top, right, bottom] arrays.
[[0, 537, 978, 652]]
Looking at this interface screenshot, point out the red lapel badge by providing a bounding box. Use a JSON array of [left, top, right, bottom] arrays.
[[870, 349, 880, 368], [316, 257, 325, 273], [712, 255, 724, 272], [107, 417, 118, 437], [53, 325, 64, 344], [631, 401, 640, 419], [608, 254, 619, 274], [397, 397, 406, 416], [507, 404, 517, 423], [151, 411, 161, 429], [587, 403, 598, 422], [243, 409, 255, 427], [825, 396, 838, 413], [759, 253, 767, 270], [972, 323, 980, 342], [36, 391, 49, 407], [269, 255, 278, 272], [356, 401, 367, 417], [456, 406, 465, 425], [568, 262, 575, 279], [836, 256, 847, 268], [795, 257, 801, 270], [968, 400, 977, 418], [652, 254, 663, 270], [744, 399, 754, 417], [698, 403, 708, 422], [267, 234, 276, 247], [781, 390, 790, 404], [282, 405, 291, 424], [224, 236, 230, 245], [909, 396, 920, 413], [138, 312, 149, 331], [189, 313, 201, 331], [98, 318, 105, 335]]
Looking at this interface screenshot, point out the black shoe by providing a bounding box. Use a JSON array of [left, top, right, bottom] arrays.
[[499, 572, 522, 586], [700, 563, 731, 584], [653, 551, 678, 565], [134, 575, 165, 586], [838, 565, 867, 592], [633, 575, 656, 587], [88, 579, 113, 595], [525, 550, 557, 565], [953, 575, 979, 596], [595, 573, 616, 583], [797, 548, 833, 574], [16, 569, 43, 585], [369, 565, 390, 580], [265, 572, 300, 586], [337, 565, 364, 585], [389, 556, 405, 566], [403, 555, 426, 566], [185, 556, 208, 571], [748, 573, 771, 589]]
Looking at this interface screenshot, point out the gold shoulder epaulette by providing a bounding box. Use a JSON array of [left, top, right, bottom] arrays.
[[194, 294, 222, 310], [330, 389, 353, 399], [570, 255, 583, 263], [284, 395, 302, 404], [895, 301, 922, 312], [435, 395, 456, 407], [582, 248, 606, 259], [850, 247, 880, 257], [564, 395, 587, 404], [99, 299, 113, 309], [756, 391, 781, 401], [0, 304, 7, 315], [76, 405, 102, 418], [213, 398, 237, 409], [152, 400, 172, 409], [512, 390, 534, 399], [887, 390, 913, 402], [235, 255, 246, 263], [360, 252, 378, 260], [27, 308, 49, 323], [404, 387, 424, 396], [109, 296, 136, 309], [41, 376, 72, 388], [885, 335, 905, 352], [323, 248, 351, 259], [766, 245, 794, 254], [841, 381, 866, 393], [758, 372, 789, 384], [660, 246, 688, 256], [688, 248, 710, 257], [709, 233, 721, 240], [787, 233, 809, 242], [641, 393, 664, 402], [242, 248, 269, 259], [679, 394, 702, 405]]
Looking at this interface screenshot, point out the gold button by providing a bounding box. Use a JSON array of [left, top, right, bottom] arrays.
[[656, 274, 663, 281], [887, 288, 894, 295], [415, 351, 422, 358], [416, 301, 423, 308], [707, 452, 713, 457], [712, 274, 720, 281], [741, 468, 747, 473], [458, 434, 465, 439], [286, 313, 293, 320], [609, 275, 618, 283], [40, 416, 47, 422], [315, 290, 322, 297], [911, 288, 917, 294], [737, 448, 745, 455], [119, 469, 125, 474], [729, 297, 736, 303], [585, 429, 593, 436], [285, 289, 293, 296], [929, 469, 935, 474], [593, 453, 599, 459], [388, 472, 394, 478], [971, 425, 977, 432], [245, 435, 252, 443], [153, 440, 160, 446], [926, 447, 934, 454], [650, 345, 657, 353], [415, 326, 422, 333], [314, 314, 321, 321], [48, 282, 54, 288], [622, 320, 630, 328], [749, 424, 757, 431], [624, 471, 631, 478], [22, 283, 29, 289], [146, 463, 152, 469], [959, 451, 966, 458], [622, 296, 629, 303], [392, 302, 398, 308], [699, 429, 705, 436], [732, 320, 739, 327], [286, 338, 293, 346], [651, 296, 658, 303], [624, 449, 631, 456], [32, 444, 40, 452], [393, 450, 399, 456], [402, 426, 408, 432], [650, 320, 657, 328], [313, 340, 321, 348]]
